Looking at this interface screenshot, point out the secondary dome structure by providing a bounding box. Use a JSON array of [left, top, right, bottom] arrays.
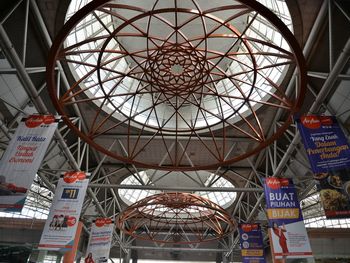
[[47, 0, 306, 170], [116, 192, 237, 244]]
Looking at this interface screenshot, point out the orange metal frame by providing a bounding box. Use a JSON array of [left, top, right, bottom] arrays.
[[47, 0, 306, 170], [116, 192, 236, 244]]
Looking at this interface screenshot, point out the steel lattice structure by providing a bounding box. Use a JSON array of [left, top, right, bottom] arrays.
[[0, 0, 350, 261], [47, 0, 306, 170], [116, 192, 236, 244]]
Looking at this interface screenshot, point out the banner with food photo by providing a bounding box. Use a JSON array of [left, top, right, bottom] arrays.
[[0, 115, 59, 212], [238, 223, 266, 263], [314, 168, 350, 218], [296, 115, 350, 218], [38, 171, 89, 251], [264, 178, 313, 262], [85, 218, 114, 263]]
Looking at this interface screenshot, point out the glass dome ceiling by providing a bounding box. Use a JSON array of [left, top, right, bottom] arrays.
[[47, 0, 305, 169], [64, 0, 293, 132]]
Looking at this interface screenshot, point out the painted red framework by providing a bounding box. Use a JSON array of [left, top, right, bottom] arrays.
[[116, 192, 236, 244], [47, 0, 306, 170]]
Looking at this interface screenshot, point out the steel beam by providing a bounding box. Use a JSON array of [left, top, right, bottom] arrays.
[[125, 246, 229, 253], [89, 184, 264, 192], [0, 21, 128, 252]]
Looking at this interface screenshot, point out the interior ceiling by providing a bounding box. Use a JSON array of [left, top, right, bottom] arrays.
[[45, 0, 307, 171], [0, 0, 350, 261]]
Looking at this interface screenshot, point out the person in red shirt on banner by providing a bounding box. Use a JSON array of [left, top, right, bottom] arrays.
[[85, 253, 94, 263], [272, 222, 288, 262]]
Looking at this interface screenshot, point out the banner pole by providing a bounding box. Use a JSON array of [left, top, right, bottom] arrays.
[[63, 221, 83, 263]]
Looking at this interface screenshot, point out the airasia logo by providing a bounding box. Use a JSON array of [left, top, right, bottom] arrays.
[[320, 116, 333, 126], [241, 224, 258, 232], [301, 115, 321, 129], [25, 115, 55, 128], [95, 218, 112, 227], [63, 171, 86, 183], [66, 216, 76, 227], [266, 178, 281, 190], [266, 178, 289, 189], [280, 178, 290, 187]]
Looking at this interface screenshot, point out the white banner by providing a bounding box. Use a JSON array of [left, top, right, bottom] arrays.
[[85, 218, 114, 263], [0, 115, 58, 212], [264, 178, 313, 261], [38, 171, 89, 251]]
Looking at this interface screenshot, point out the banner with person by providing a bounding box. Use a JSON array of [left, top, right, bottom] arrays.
[[296, 115, 350, 219], [38, 171, 89, 251], [85, 218, 114, 263], [0, 115, 59, 212], [238, 223, 266, 263], [264, 177, 313, 262]]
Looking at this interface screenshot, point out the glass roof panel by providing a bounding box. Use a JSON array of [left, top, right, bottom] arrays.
[[64, 0, 293, 133], [118, 170, 236, 208]]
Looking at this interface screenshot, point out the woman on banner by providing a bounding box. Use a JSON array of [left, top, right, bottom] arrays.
[[272, 222, 288, 261], [85, 253, 94, 263]]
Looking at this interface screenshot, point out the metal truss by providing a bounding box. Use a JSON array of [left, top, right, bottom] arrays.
[[46, 0, 306, 170], [0, 0, 127, 254], [0, 0, 350, 262], [116, 192, 236, 244]]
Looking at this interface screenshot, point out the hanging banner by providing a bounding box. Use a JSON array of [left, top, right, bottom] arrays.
[[0, 115, 59, 212], [315, 168, 350, 219], [264, 178, 313, 261], [85, 218, 114, 263], [38, 171, 89, 251], [296, 115, 350, 219], [238, 223, 266, 263], [295, 115, 350, 173]]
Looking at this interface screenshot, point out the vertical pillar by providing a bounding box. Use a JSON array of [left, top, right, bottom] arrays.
[[216, 251, 222, 263], [222, 254, 229, 263], [122, 249, 131, 263], [28, 249, 47, 263], [63, 221, 83, 263], [55, 254, 62, 263]]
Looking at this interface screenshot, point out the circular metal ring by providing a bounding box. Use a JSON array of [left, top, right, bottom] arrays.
[[47, 0, 306, 170], [116, 192, 236, 244]]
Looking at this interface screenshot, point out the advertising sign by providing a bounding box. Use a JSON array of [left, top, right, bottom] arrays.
[[238, 223, 266, 263], [264, 178, 313, 261], [314, 168, 350, 218], [0, 115, 58, 212], [296, 115, 350, 219], [296, 115, 350, 173], [85, 218, 114, 263], [38, 171, 89, 251]]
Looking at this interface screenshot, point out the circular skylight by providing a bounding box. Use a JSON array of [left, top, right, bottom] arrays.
[[47, 0, 305, 169], [63, 0, 293, 132]]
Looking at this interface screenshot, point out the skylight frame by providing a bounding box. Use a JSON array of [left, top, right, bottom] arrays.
[[64, 0, 294, 132]]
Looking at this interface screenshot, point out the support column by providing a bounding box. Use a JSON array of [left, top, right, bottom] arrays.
[[63, 221, 83, 263], [56, 254, 62, 263], [131, 248, 138, 263], [123, 249, 131, 263], [28, 249, 47, 263], [216, 252, 223, 263]]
